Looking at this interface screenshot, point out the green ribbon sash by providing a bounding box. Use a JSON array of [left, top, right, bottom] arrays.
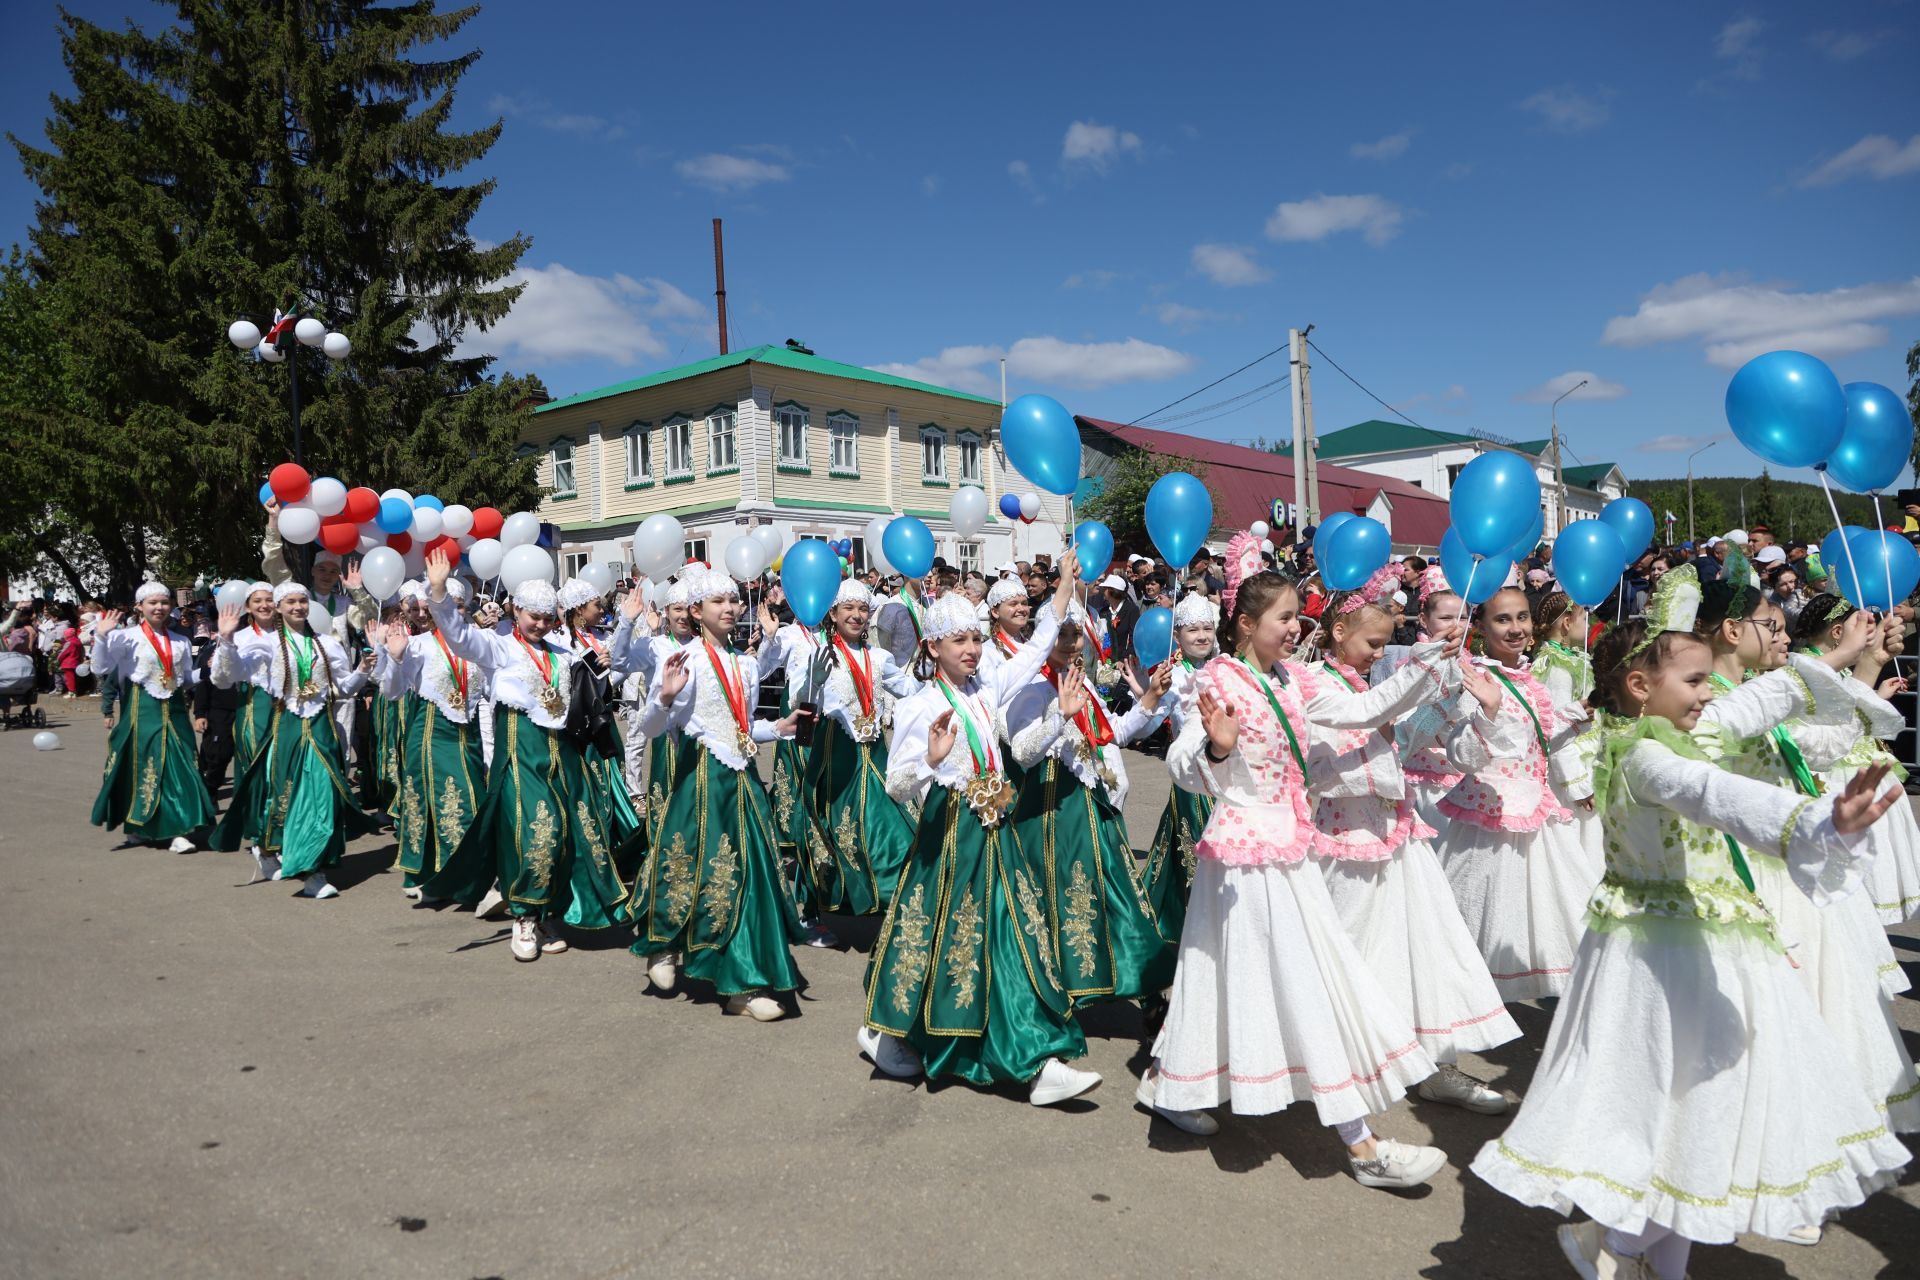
[[1489, 667, 1549, 757], [1708, 672, 1820, 799], [1231, 658, 1307, 783]]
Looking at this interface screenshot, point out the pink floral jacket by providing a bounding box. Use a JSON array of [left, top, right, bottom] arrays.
[[1440, 660, 1575, 834]]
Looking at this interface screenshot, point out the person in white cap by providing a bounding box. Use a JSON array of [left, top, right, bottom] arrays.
[[1141, 590, 1222, 947], [414, 550, 632, 960], [609, 577, 697, 847], [88, 583, 217, 854], [556, 577, 642, 851], [858, 549, 1109, 1108], [207, 582, 376, 897], [629, 567, 805, 1020], [753, 581, 832, 933], [977, 576, 1034, 682], [207, 581, 284, 873]]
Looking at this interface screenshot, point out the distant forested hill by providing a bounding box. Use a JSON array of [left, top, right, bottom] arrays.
[[1624, 472, 1889, 546]]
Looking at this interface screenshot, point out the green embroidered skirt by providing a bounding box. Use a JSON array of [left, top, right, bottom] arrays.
[[770, 687, 806, 862], [362, 692, 409, 811], [1142, 784, 1212, 947], [212, 705, 377, 877], [419, 707, 631, 928], [220, 685, 280, 841], [91, 688, 216, 842], [625, 738, 806, 996], [797, 717, 917, 917], [864, 787, 1086, 1087], [1007, 757, 1176, 1004], [394, 700, 485, 885], [585, 728, 642, 848]]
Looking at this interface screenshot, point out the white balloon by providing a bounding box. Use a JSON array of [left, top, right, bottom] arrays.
[[578, 562, 614, 595], [863, 517, 895, 574], [750, 525, 783, 559], [76, 664, 91, 679], [306, 601, 334, 636], [440, 504, 474, 538], [360, 546, 405, 600], [1019, 492, 1041, 521], [321, 331, 351, 360], [500, 511, 541, 549], [214, 580, 251, 612], [1260, 538, 1275, 554], [402, 546, 427, 578], [308, 477, 347, 517], [1249, 520, 1270, 539], [410, 507, 444, 541], [356, 529, 384, 554], [294, 317, 327, 347], [227, 320, 261, 351], [633, 513, 685, 577], [467, 537, 505, 580], [724, 537, 766, 581], [456, 532, 476, 551], [257, 341, 285, 363], [279, 506, 321, 545], [499, 544, 553, 591], [32, 731, 59, 751], [647, 561, 676, 585], [380, 487, 414, 508], [950, 485, 989, 537]]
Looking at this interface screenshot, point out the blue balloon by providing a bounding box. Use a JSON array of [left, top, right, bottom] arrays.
[[1321, 516, 1391, 591], [1828, 382, 1913, 494], [1552, 520, 1628, 609], [375, 497, 413, 534], [1072, 519, 1115, 582], [1819, 526, 1869, 596], [1725, 349, 1846, 470], [1842, 526, 1920, 613], [1438, 529, 1513, 605], [259, 480, 276, 507], [881, 516, 935, 579], [1504, 505, 1545, 565], [1599, 497, 1653, 562], [1144, 472, 1213, 570], [1133, 606, 1174, 668], [1450, 451, 1542, 558], [780, 539, 841, 626], [413, 494, 444, 512], [1311, 511, 1356, 559], [1000, 394, 1081, 497], [998, 492, 1022, 521]]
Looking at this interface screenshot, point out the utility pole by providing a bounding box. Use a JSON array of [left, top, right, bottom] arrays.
[[712, 218, 729, 355], [1288, 325, 1318, 537], [1300, 326, 1320, 528], [1686, 441, 1716, 543], [1549, 378, 1586, 534]]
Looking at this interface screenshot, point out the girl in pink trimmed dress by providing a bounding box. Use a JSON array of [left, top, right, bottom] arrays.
[[1392, 570, 1466, 841], [1144, 537, 1459, 1192], [1306, 567, 1520, 1117]]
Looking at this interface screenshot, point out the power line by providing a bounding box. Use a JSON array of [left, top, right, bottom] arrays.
[[1127, 342, 1290, 426], [1304, 336, 1431, 432], [1161, 381, 1292, 432], [1142, 374, 1290, 426]]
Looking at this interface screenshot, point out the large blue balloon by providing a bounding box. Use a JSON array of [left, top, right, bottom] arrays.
[[1504, 505, 1545, 565], [1842, 526, 1920, 613], [998, 492, 1022, 521], [780, 539, 842, 626], [1144, 472, 1213, 570], [1450, 451, 1542, 558], [375, 496, 413, 534], [1133, 606, 1174, 668], [1599, 497, 1654, 561], [1827, 382, 1913, 494], [1438, 528, 1513, 605], [1000, 394, 1080, 497], [1311, 511, 1356, 560], [881, 516, 936, 579], [1725, 350, 1846, 470], [1552, 520, 1628, 609], [1321, 516, 1391, 591], [259, 480, 276, 507], [1819, 525, 1869, 592], [1072, 519, 1115, 582]]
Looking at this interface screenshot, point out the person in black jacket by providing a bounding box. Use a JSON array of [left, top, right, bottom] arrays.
[[190, 628, 242, 799]]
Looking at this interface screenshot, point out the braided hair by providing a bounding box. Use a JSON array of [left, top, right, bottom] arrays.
[[277, 617, 334, 705]]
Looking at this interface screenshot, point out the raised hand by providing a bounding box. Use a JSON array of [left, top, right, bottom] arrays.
[[620, 589, 645, 622], [1140, 659, 1175, 711], [384, 623, 411, 660], [216, 604, 243, 640], [1058, 669, 1090, 720], [657, 649, 691, 699], [1435, 621, 1466, 660], [1827, 607, 1877, 669], [424, 548, 453, 597], [1833, 763, 1900, 835], [1460, 661, 1503, 716], [100, 609, 125, 633], [343, 562, 363, 592], [643, 602, 661, 635], [926, 708, 957, 766], [757, 600, 779, 637], [1197, 687, 1238, 757]]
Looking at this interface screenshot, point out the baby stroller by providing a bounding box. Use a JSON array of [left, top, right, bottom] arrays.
[[0, 650, 44, 730]]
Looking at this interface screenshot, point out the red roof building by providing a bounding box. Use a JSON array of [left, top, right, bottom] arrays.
[[1076, 417, 1453, 551]]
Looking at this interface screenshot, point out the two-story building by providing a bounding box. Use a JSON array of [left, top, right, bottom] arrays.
[[520, 342, 1066, 579]]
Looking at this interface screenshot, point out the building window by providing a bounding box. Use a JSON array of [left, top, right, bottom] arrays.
[[957, 540, 982, 575], [707, 410, 737, 473], [624, 423, 652, 486], [776, 402, 809, 471], [828, 412, 859, 476], [664, 417, 693, 480], [957, 431, 982, 484], [684, 537, 708, 565], [920, 426, 947, 484], [549, 439, 576, 496], [562, 550, 591, 579]]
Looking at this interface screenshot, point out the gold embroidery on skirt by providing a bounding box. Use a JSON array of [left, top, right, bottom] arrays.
[[887, 884, 932, 1013], [575, 801, 609, 869], [437, 775, 467, 849], [1178, 815, 1197, 882], [945, 887, 985, 1009], [773, 762, 795, 828], [705, 833, 740, 930], [808, 828, 833, 871], [1062, 862, 1100, 978], [1012, 869, 1061, 990], [400, 776, 425, 841], [662, 832, 696, 920], [137, 758, 160, 816], [834, 806, 859, 861], [647, 781, 667, 826], [525, 800, 558, 888]]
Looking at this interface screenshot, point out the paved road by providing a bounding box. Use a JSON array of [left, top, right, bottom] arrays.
[[1, 706, 1915, 1279]]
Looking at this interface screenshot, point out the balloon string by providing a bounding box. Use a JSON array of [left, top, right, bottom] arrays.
[[1874, 494, 1891, 613], [1819, 471, 1867, 608]]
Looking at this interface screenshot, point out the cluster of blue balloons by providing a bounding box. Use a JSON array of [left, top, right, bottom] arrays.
[[1313, 513, 1391, 590], [1820, 525, 1920, 613], [1727, 352, 1911, 494]]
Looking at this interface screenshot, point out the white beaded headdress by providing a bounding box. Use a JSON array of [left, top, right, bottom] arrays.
[[684, 569, 740, 605], [986, 577, 1026, 609], [134, 581, 171, 604], [272, 581, 309, 604], [834, 578, 873, 608], [922, 594, 985, 641], [1173, 593, 1216, 628], [511, 579, 559, 614], [555, 578, 600, 612]]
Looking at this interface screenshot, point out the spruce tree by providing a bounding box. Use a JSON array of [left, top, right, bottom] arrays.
[[4, 1, 541, 598]]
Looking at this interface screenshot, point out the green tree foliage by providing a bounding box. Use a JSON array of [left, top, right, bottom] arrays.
[[1628, 475, 1875, 545], [1750, 468, 1776, 530], [1081, 449, 1208, 563], [2, 1, 541, 599]]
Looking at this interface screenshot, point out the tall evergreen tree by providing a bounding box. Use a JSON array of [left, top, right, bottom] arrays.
[[1750, 467, 1776, 530], [3, 1, 541, 598]]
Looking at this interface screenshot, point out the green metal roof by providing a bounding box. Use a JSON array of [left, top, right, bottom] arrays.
[[1563, 462, 1619, 492], [533, 343, 1001, 414], [1298, 419, 1478, 457]]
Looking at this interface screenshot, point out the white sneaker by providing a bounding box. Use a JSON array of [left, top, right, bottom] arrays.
[[1416, 1064, 1511, 1115], [647, 953, 679, 992], [1028, 1058, 1101, 1107], [509, 917, 539, 962], [1556, 1220, 1644, 1279], [248, 845, 272, 884], [1349, 1138, 1447, 1190], [401, 885, 423, 902], [474, 887, 508, 920], [1133, 1072, 1219, 1136], [168, 835, 195, 854], [538, 921, 569, 954], [802, 920, 839, 948], [1784, 1223, 1823, 1246], [855, 1026, 922, 1079], [299, 873, 339, 900], [724, 992, 785, 1022], [267, 854, 284, 881]]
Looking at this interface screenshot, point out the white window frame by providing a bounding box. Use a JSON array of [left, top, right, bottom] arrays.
[[957, 430, 982, 484], [850, 536, 867, 571], [706, 408, 738, 474], [920, 425, 947, 484], [549, 438, 577, 497], [957, 540, 983, 575], [684, 537, 708, 565], [623, 422, 652, 486], [664, 416, 693, 480], [562, 550, 591, 578], [828, 411, 859, 476], [776, 402, 809, 471]]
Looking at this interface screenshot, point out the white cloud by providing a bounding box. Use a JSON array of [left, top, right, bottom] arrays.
[[1800, 134, 1920, 187], [466, 263, 709, 367], [1263, 194, 1405, 245], [1639, 432, 1728, 454], [1714, 17, 1766, 78], [675, 153, 790, 193], [1810, 30, 1874, 61], [1191, 242, 1272, 286], [489, 94, 626, 141], [1007, 159, 1044, 202], [1517, 85, 1612, 132], [1061, 120, 1142, 171], [1350, 131, 1412, 161], [1063, 269, 1121, 290], [873, 336, 1196, 394], [1152, 302, 1224, 331], [1601, 272, 1920, 368], [1516, 370, 1629, 403], [1394, 384, 1472, 417]]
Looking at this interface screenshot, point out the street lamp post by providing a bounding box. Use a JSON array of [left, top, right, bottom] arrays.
[[1686, 441, 1717, 543], [1739, 478, 1755, 528], [1549, 378, 1587, 534], [227, 311, 351, 465]]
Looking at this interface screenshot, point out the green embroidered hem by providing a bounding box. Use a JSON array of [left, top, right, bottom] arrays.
[[1143, 784, 1212, 946], [795, 717, 917, 917], [91, 688, 216, 841], [770, 686, 805, 857], [394, 700, 484, 880], [362, 692, 410, 811], [211, 706, 377, 876]]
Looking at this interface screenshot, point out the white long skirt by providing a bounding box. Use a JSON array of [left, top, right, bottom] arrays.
[[1151, 856, 1436, 1127], [1322, 838, 1521, 1063], [1471, 924, 1909, 1243], [1440, 816, 1600, 1002], [1749, 852, 1920, 1132], [1829, 761, 1920, 925], [1406, 776, 1453, 847]]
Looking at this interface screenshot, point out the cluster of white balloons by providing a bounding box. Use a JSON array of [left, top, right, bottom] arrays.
[[723, 525, 784, 581], [1249, 519, 1276, 555]]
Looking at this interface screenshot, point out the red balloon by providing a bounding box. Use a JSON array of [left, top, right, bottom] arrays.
[[470, 506, 503, 539], [318, 517, 358, 556], [343, 486, 380, 523], [386, 532, 413, 554], [269, 462, 311, 504], [425, 535, 459, 562]]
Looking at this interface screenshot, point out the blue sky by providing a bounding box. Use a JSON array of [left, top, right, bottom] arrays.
[[4, 1, 1917, 485]]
